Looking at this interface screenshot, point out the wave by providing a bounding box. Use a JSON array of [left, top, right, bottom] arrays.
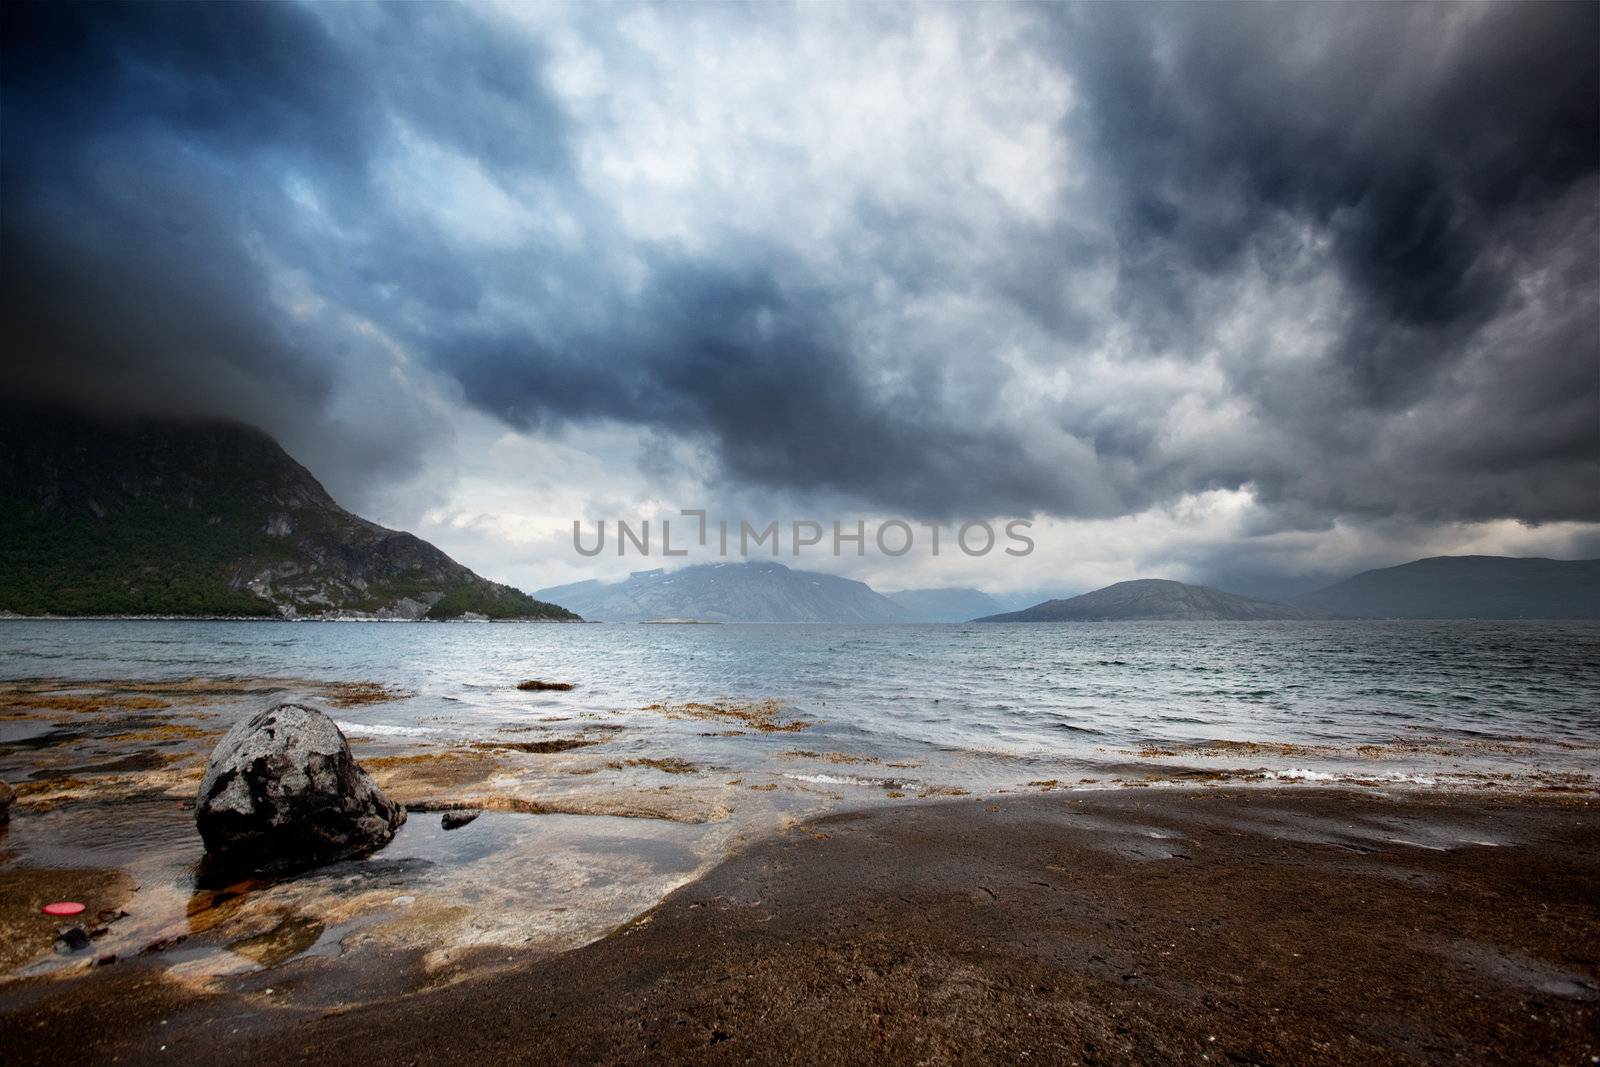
[[781, 772, 911, 788], [333, 720, 439, 739], [1262, 767, 1440, 786]]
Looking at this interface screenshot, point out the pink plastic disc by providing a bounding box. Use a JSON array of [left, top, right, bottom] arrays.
[[42, 902, 85, 917]]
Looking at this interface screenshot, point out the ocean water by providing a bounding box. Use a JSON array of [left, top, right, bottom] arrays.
[[3, 618, 1598, 789]]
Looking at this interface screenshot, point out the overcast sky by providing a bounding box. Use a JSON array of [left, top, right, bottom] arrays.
[[4, 1, 1597, 597]]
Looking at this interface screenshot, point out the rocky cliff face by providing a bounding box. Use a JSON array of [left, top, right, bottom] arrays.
[[537, 561, 912, 623], [975, 579, 1326, 622], [0, 410, 578, 620]]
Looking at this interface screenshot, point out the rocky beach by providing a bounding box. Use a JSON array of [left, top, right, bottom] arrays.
[[1, 660, 1597, 1064], [1, 780, 1596, 1065]]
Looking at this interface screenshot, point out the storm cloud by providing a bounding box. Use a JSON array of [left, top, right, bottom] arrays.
[[3, 2, 1596, 560]]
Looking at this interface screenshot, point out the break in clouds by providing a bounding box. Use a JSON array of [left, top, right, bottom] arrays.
[[3, 2, 1597, 586]]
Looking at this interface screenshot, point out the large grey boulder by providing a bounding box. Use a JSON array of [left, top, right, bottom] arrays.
[[196, 703, 404, 872]]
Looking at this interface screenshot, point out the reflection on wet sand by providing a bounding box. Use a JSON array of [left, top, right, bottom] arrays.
[[1, 673, 1596, 1008], [0, 677, 814, 995]]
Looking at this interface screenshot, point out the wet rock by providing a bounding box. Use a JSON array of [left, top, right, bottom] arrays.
[[54, 926, 90, 954], [0, 778, 12, 824], [196, 703, 405, 873], [229, 912, 325, 967], [441, 810, 480, 831], [516, 679, 575, 691], [141, 933, 188, 954]]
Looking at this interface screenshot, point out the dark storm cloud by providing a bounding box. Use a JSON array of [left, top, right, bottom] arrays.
[[1042, 1, 1599, 523], [438, 254, 1117, 517], [4, 0, 1091, 520], [2, 2, 357, 407], [0, 0, 568, 500], [2, 1, 1595, 531], [1056, 2, 1597, 346]]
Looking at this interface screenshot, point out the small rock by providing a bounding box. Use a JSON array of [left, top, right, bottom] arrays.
[[196, 703, 405, 873], [143, 934, 187, 954], [441, 810, 480, 831], [0, 778, 13, 824], [516, 680, 575, 692], [96, 954, 118, 967], [54, 926, 90, 954]]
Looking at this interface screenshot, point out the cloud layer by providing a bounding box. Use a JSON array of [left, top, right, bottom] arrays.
[[3, 1, 1595, 585]]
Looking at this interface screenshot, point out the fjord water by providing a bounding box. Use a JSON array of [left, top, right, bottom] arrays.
[[4, 618, 1597, 789]]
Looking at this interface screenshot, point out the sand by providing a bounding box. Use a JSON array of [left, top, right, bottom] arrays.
[[1, 787, 1595, 1065]]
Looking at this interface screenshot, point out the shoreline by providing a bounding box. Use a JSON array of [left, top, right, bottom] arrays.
[[2, 786, 1596, 1064], [0, 614, 587, 623], [2, 664, 1597, 1063]]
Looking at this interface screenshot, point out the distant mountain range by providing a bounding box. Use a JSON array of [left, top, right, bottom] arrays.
[[537, 562, 912, 623], [536, 571, 1045, 623], [1292, 556, 1600, 619], [0, 411, 576, 621], [885, 587, 1004, 623], [973, 579, 1328, 622], [540, 556, 1599, 624]]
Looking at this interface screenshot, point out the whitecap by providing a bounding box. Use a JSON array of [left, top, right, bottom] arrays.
[[781, 772, 908, 788], [334, 720, 437, 738]]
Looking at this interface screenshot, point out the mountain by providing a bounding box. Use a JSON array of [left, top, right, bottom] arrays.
[[974, 579, 1326, 622], [535, 561, 912, 622], [1294, 556, 1600, 619], [0, 411, 578, 621], [886, 587, 1004, 623]]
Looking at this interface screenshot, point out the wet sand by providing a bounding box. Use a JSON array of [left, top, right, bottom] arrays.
[[2, 788, 1596, 1065]]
